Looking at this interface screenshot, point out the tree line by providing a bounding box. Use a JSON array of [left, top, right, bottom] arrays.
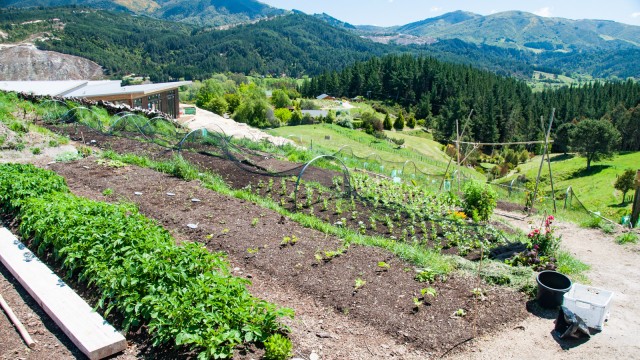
[[300, 54, 640, 154]]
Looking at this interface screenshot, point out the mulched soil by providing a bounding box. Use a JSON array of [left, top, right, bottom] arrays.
[[0, 122, 531, 359]]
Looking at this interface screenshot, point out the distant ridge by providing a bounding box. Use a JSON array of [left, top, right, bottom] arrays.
[[360, 10, 640, 53], [0, 0, 286, 26]]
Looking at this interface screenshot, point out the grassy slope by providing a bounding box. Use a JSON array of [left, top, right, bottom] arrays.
[[269, 124, 483, 180], [500, 152, 640, 217], [383, 130, 450, 163]]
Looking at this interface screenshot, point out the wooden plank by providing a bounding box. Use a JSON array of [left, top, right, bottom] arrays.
[[0, 228, 127, 360]]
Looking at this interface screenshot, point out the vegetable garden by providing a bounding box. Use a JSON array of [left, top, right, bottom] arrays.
[[0, 163, 292, 359], [0, 92, 590, 359]]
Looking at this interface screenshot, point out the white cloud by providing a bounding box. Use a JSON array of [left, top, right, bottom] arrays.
[[632, 12, 640, 18], [534, 7, 552, 17], [490, 9, 498, 14], [430, 6, 442, 12]]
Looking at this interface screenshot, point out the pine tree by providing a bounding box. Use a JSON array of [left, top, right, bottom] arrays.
[[383, 113, 392, 130], [406, 113, 416, 129], [394, 112, 405, 131]]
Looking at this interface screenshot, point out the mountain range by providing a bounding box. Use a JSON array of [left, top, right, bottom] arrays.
[[1, 0, 639, 80], [0, 0, 286, 26], [330, 10, 640, 54]]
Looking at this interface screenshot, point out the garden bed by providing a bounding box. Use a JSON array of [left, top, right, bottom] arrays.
[[47, 157, 529, 357]]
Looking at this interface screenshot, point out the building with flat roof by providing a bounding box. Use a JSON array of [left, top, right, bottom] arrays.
[[0, 80, 191, 119]]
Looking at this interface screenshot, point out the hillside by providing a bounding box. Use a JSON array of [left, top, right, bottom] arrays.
[[394, 10, 482, 35], [0, 0, 286, 26], [0, 43, 104, 80], [499, 152, 640, 218], [0, 8, 394, 80], [377, 10, 640, 53], [347, 10, 640, 79]]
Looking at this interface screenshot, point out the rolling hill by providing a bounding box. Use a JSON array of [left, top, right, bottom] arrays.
[[0, 0, 286, 26], [414, 11, 640, 53], [357, 10, 640, 54], [2, 4, 639, 80], [0, 7, 395, 80]]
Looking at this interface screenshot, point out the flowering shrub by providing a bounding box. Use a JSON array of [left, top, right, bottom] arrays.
[[529, 216, 560, 257], [506, 216, 560, 271]]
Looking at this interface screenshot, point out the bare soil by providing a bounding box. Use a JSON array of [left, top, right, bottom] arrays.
[[45, 158, 527, 359], [2, 119, 638, 359]]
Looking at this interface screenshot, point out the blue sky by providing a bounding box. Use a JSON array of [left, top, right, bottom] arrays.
[[259, 0, 640, 27]]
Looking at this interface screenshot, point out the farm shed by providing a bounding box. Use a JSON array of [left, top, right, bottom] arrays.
[[0, 80, 191, 119]]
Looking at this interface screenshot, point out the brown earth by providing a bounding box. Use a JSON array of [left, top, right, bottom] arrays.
[[5, 119, 636, 359], [0, 122, 530, 359], [45, 157, 528, 358]]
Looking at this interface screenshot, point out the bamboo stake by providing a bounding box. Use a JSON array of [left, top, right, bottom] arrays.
[[529, 109, 555, 216], [546, 145, 557, 213], [0, 294, 36, 348]]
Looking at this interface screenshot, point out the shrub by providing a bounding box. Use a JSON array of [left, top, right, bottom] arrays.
[[336, 116, 353, 129], [393, 112, 405, 131], [462, 181, 497, 222], [616, 232, 638, 245], [204, 96, 228, 115], [274, 108, 292, 124], [299, 99, 318, 110], [263, 333, 293, 360]]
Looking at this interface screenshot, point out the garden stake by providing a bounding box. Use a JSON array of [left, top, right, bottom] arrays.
[[0, 294, 36, 348]]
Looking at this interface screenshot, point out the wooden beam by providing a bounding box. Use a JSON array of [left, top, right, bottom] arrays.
[[631, 170, 640, 227], [0, 228, 126, 360]]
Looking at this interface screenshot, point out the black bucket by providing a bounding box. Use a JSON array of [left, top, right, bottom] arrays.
[[536, 271, 572, 308]]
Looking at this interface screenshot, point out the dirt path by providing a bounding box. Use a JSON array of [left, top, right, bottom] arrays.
[[451, 215, 640, 359], [178, 105, 294, 146]]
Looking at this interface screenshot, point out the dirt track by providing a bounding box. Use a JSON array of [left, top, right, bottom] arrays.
[[451, 216, 640, 359]]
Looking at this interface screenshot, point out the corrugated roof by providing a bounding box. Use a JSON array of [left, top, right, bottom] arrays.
[[65, 81, 192, 97], [0, 80, 192, 98], [0, 80, 88, 96]]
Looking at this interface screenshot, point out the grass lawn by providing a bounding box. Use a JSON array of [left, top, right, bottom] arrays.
[[383, 130, 450, 163], [500, 152, 639, 218]]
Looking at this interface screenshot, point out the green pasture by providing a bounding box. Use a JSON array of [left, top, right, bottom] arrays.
[[500, 152, 640, 218]]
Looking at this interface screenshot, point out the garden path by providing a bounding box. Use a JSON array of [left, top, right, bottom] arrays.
[[451, 215, 640, 359]]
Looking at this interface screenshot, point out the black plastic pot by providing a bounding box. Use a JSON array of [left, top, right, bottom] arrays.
[[536, 270, 572, 308]]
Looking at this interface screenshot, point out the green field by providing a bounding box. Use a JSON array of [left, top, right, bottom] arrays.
[[500, 152, 640, 218], [269, 124, 482, 181]]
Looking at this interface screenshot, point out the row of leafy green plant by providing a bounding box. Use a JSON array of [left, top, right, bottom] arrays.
[[0, 163, 293, 360], [96, 149, 590, 294], [245, 169, 506, 259]]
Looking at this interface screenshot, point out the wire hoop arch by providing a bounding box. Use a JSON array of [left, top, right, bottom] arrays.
[[294, 155, 352, 208]]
